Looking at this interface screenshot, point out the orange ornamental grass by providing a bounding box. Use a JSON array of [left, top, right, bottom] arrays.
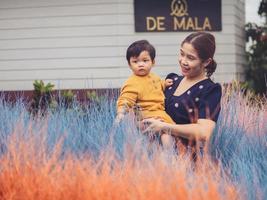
[[0, 126, 238, 200]]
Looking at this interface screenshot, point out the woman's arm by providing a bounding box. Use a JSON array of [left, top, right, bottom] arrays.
[[142, 118, 216, 141]]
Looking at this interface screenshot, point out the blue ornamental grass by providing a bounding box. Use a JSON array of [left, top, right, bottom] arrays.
[[0, 89, 266, 200]]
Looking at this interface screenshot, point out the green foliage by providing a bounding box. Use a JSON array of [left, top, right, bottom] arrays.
[[245, 0, 267, 96], [86, 91, 106, 110], [33, 80, 54, 94], [258, 0, 267, 16], [31, 80, 55, 115], [245, 23, 263, 42], [61, 90, 75, 109], [86, 91, 103, 103], [245, 41, 267, 95]]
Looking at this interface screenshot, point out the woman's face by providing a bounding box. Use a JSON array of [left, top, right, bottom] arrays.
[[178, 42, 207, 79]]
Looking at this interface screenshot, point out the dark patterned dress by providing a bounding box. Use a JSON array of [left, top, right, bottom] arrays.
[[164, 73, 222, 152]]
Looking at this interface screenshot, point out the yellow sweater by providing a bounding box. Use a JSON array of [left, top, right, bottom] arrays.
[[117, 73, 174, 123]]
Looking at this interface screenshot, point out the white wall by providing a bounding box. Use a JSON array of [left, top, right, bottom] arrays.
[[0, 0, 246, 91]]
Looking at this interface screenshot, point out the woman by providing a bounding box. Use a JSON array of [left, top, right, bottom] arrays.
[[143, 32, 222, 154]]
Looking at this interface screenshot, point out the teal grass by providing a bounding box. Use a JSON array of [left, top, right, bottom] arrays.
[[0, 90, 266, 200], [209, 91, 267, 199]]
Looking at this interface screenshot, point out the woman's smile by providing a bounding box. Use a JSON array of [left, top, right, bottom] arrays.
[[181, 65, 190, 73]]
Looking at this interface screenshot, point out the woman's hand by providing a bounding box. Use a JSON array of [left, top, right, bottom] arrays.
[[142, 118, 169, 134]]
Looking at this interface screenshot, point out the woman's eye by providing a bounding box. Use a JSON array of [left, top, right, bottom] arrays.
[[188, 56, 195, 60]]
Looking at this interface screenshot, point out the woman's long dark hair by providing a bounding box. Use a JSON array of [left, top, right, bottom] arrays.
[[182, 32, 217, 77]]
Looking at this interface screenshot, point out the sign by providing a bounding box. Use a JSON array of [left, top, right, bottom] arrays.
[[134, 0, 222, 32]]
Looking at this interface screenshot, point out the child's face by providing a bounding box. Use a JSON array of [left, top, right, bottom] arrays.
[[129, 51, 154, 76]]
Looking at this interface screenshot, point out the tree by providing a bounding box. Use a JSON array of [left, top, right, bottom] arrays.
[[245, 0, 267, 95]]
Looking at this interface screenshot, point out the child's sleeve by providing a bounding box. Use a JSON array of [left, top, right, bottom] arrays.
[[161, 79, 166, 91], [117, 81, 138, 114]]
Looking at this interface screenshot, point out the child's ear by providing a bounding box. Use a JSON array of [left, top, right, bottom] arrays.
[[152, 60, 155, 65]]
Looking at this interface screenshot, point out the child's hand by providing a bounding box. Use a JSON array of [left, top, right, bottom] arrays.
[[114, 113, 125, 124], [165, 79, 173, 87]]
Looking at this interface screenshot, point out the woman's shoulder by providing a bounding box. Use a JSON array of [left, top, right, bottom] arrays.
[[198, 79, 222, 101], [188, 79, 221, 101], [204, 79, 222, 93]]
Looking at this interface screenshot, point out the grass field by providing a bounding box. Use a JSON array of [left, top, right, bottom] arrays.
[[0, 88, 266, 200]]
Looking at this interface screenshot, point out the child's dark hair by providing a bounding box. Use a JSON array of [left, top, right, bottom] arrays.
[[182, 32, 217, 77], [126, 40, 156, 64]]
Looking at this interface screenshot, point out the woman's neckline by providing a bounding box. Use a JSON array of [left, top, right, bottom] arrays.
[[173, 77, 209, 97]]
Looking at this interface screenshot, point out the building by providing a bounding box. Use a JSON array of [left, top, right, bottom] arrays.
[[0, 0, 246, 91]]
